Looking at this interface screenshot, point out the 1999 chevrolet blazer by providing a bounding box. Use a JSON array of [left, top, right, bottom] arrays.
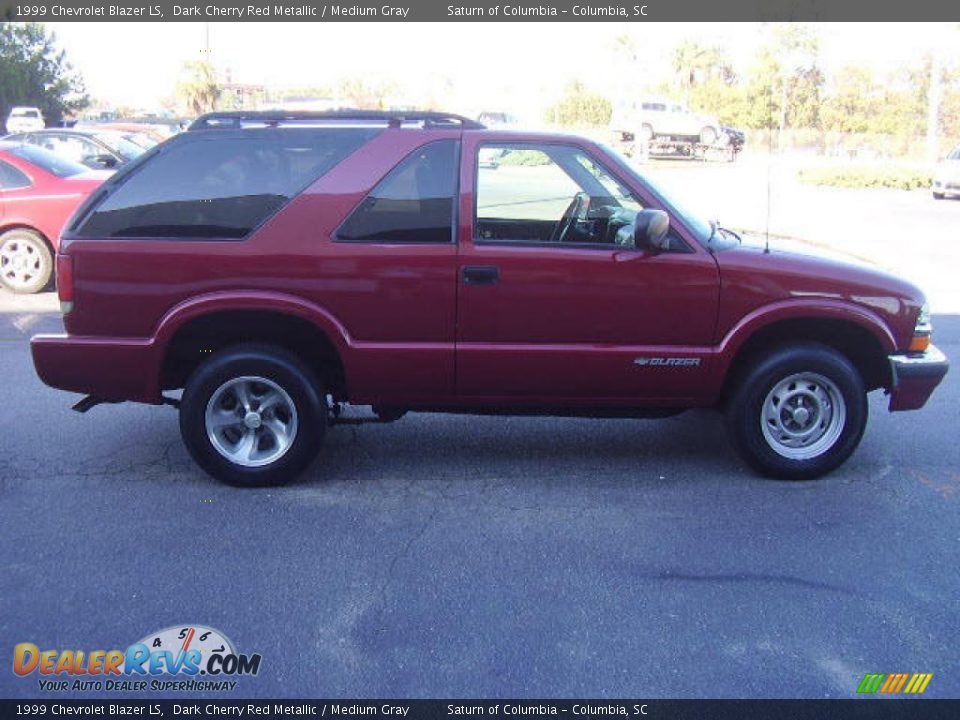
[[30, 111, 949, 485]]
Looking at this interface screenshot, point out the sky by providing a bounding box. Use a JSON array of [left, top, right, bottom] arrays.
[[46, 22, 957, 117]]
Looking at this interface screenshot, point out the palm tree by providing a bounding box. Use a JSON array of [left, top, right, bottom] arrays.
[[177, 61, 221, 116]]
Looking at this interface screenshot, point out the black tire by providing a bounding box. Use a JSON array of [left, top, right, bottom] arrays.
[[932, 191, 945, 200], [0, 228, 53, 294], [179, 344, 327, 487], [725, 343, 868, 480]]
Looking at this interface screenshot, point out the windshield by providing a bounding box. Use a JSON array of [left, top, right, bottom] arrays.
[[124, 133, 158, 149], [12, 109, 40, 118], [94, 133, 147, 161], [8, 144, 87, 177], [598, 143, 714, 242]]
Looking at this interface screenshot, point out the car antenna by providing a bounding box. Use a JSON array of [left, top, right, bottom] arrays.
[[763, 82, 774, 254]]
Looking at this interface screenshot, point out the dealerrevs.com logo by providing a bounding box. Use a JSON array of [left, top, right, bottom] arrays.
[[13, 625, 261, 692]]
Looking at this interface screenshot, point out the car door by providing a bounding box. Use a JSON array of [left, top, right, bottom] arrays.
[[455, 136, 720, 404], [319, 136, 461, 403]]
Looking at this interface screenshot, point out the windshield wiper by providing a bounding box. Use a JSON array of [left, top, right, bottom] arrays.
[[718, 225, 742, 244]]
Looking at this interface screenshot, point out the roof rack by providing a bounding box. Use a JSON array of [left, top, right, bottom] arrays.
[[188, 110, 485, 131]]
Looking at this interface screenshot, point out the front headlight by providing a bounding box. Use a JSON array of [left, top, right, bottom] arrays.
[[909, 302, 932, 352]]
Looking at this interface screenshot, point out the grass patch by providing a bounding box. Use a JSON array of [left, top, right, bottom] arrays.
[[496, 149, 552, 167], [799, 165, 932, 190]]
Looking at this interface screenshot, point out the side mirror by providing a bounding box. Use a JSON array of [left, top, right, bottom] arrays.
[[633, 208, 670, 251]]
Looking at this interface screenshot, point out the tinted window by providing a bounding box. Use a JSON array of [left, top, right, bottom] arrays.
[[0, 160, 31, 189], [8, 144, 87, 177], [78, 128, 378, 239], [336, 140, 457, 244]]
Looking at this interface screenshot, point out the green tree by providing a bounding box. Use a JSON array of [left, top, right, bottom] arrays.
[[821, 65, 877, 133], [176, 60, 221, 116], [742, 47, 782, 130], [671, 40, 735, 103], [336, 77, 398, 109], [0, 23, 88, 126], [545, 81, 612, 126]]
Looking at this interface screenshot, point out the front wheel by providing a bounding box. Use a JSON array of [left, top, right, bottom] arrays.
[[933, 191, 945, 200], [699, 126, 718, 145], [725, 344, 867, 480], [179, 344, 327, 486]]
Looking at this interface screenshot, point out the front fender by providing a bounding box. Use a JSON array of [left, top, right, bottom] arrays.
[[712, 298, 898, 390]]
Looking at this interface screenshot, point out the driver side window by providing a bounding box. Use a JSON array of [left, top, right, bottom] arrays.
[[475, 143, 644, 247]]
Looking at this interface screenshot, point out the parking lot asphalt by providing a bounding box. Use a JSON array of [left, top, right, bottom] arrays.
[[0, 292, 958, 700]]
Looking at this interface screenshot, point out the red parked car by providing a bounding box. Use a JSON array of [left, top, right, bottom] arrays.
[[30, 111, 948, 486], [0, 142, 108, 293]]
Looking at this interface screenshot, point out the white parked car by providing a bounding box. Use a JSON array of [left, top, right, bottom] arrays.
[[4, 106, 45, 134], [932, 144, 960, 200], [611, 98, 723, 145]]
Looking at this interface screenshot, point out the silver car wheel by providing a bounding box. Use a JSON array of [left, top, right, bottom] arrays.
[[760, 372, 846, 461], [205, 375, 299, 468], [0, 235, 44, 291]]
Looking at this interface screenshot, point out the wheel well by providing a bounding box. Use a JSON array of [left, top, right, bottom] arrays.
[[724, 318, 892, 399], [0, 224, 53, 253], [160, 310, 347, 399]]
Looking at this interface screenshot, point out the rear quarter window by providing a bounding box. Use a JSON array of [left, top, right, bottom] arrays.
[[76, 128, 379, 239], [0, 160, 31, 189], [335, 139, 458, 244]]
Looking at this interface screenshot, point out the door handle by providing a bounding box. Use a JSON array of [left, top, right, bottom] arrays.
[[462, 265, 500, 285]]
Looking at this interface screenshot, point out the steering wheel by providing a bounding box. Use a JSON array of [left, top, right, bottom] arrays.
[[550, 191, 590, 243]]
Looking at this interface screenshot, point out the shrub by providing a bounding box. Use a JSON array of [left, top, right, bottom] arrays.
[[798, 165, 932, 190]]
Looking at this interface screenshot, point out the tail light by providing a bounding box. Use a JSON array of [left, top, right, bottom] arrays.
[[56, 253, 74, 314]]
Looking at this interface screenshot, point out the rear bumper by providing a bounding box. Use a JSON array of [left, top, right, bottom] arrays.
[[31, 333, 162, 404], [888, 344, 949, 411]]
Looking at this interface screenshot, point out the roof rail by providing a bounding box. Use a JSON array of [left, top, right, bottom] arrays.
[[188, 110, 485, 131]]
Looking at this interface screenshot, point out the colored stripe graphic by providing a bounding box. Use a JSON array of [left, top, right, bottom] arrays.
[[857, 674, 886, 693], [858, 672, 932, 694], [904, 673, 933, 694], [880, 673, 908, 693]]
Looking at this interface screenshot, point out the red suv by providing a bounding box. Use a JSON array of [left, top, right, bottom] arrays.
[[30, 111, 948, 486]]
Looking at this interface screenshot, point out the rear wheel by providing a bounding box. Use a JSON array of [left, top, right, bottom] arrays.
[[725, 343, 867, 479], [933, 191, 945, 200], [639, 124, 654, 142], [0, 228, 52, 294], [179, 344, 327, 486]]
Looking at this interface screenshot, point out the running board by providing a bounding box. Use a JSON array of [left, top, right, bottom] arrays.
[[71, 394, 181, 412]]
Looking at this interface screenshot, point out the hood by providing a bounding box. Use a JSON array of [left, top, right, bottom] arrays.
[[714, 244, 924, 348], [935, 158, 960, 181]]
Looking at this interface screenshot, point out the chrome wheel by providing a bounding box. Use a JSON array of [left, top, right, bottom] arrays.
[[205, 376, 298, 467], [0, 234, 47, 292], [761, 372, 846, 461]]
